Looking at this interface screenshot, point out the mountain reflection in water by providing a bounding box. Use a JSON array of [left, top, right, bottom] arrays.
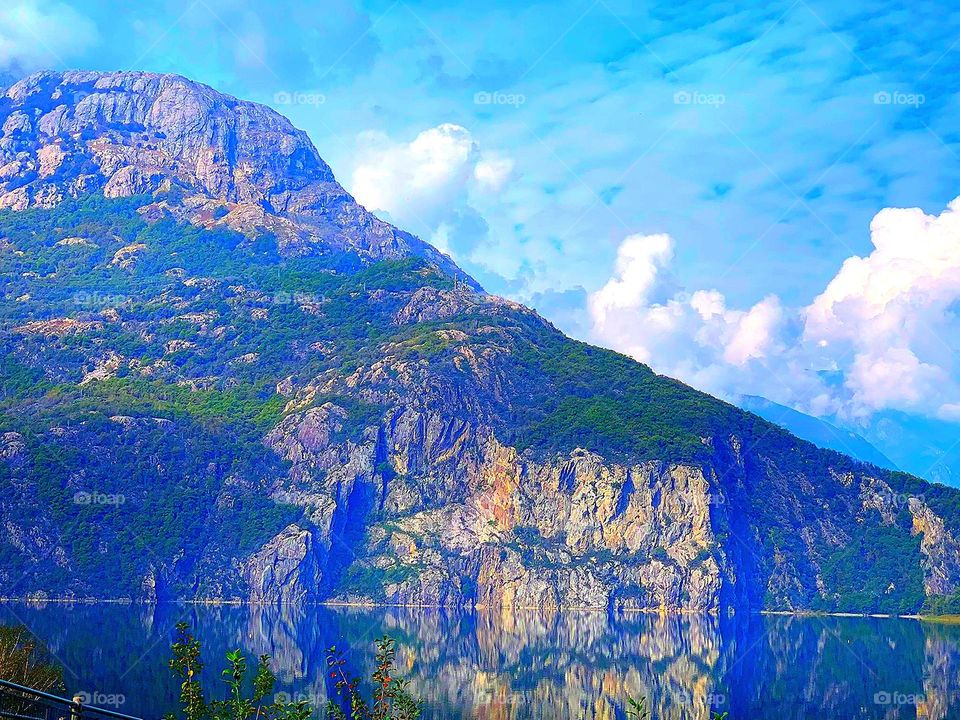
[[0, 604, 957, 719]]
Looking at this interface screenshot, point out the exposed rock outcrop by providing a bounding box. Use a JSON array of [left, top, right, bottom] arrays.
[[244, 525, 323, 605]]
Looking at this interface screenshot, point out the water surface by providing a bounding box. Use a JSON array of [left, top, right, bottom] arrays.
[[1, 603, 957, 719]]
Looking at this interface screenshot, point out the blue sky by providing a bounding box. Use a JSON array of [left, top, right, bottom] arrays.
[[4, 0, 960, 478]]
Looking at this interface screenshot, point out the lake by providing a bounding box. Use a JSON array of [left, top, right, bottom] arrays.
[[1, 603, 958, 719]]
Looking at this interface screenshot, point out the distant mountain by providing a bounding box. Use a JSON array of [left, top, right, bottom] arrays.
[[853, 411, 960, 488], [2, 71, 960, 614], [738, 396, 896, 471], [739, 397, 960, 489]]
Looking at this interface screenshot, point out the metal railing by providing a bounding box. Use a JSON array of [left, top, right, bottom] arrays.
[[0, 679, 142, 720]]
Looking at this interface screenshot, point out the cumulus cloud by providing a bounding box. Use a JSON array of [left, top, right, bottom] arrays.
[[350, 123, 513, 260], [588, 197, 960, 422], [588, 233, 673, 332], [804, 200, 960, 417], [473, 155, 514, 193], [723, 296, 784, 366], [940, 404, 960, 422], [588, 232, 791, 387], [0, 1, 98, 70], [352, 124, 476, 226], [845, 348, 947, 415]]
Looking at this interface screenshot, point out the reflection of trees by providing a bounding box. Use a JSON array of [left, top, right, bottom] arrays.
[[727, 615, 946, 720], [919, 622, 960, 720], [1, 604, 960, 719]]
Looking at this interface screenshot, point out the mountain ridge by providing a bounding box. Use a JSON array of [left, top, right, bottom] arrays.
[[1, 70, 960, 614], [738, 395, 897, 471], [0, 69, 475, 286]]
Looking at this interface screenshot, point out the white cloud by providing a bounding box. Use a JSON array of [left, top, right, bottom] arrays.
[[846, 348, 947, 414], [473, 155, 515, 193], [351, 123, 477, 227], [350, 124, 513, 260], [0, 1, 98, 69], [805, 200, 960, 347], [587, 197, 960, 421], [804, 199, 960, 417], [588, 233, 673, 330], [939, 403, 960, 422], [723, 296, 783, 366], [587, 232, 792, 388]]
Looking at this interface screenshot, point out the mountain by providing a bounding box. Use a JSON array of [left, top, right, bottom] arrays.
[[0, 70, 472, 285], [739, 396, 960, 488], [738, 396, 896, 471], [851, 411, 960, 488], [2, 70, 960, 614]]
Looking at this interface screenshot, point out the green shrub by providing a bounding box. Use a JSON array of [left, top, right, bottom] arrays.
[[164, 622, 311, 720], [326, 636, 421, 720]]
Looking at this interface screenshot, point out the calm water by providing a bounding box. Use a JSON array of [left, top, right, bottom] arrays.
[[1, 603, 958, 719]]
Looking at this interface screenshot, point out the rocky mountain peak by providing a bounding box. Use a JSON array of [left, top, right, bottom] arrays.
[[2, 70, 333, 207], [0, 70, 472, 281]]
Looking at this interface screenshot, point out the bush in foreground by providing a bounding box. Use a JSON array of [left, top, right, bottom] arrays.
[[164, 625, 421, 720], [325, 636, 421, 720], [0, 624, 64, 692], [164, 622, 311, 720]]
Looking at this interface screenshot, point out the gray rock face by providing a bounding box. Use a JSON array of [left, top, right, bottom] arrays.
[[0, 70, 471, 282], [3, 70, 332, 206], [244, 525, 324, 605]]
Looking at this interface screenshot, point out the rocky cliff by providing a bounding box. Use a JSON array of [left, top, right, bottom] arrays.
[[2, 71, 960, 613]]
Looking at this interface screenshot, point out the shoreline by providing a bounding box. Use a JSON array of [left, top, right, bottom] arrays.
[[0, 596, 953, 620]]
